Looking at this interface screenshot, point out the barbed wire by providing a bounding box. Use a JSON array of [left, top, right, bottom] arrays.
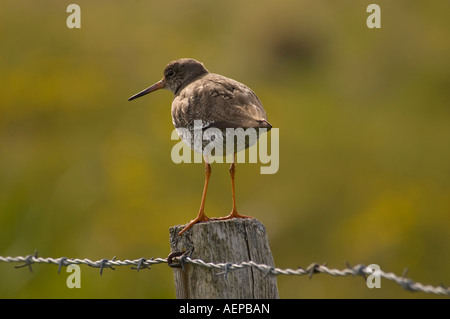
[[0, 250, 448, 296]]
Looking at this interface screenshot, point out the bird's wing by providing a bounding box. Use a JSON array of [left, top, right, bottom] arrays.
[[173, 74, 271, 130]]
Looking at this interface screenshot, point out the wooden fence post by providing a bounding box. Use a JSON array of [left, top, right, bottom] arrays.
[[169, 218, 279, 299]]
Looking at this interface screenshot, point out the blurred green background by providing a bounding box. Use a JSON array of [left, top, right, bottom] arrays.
[[1, 0, 449, 298]]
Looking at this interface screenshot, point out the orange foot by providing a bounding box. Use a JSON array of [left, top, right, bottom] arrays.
[[214, 209, 254, 221], [177, 213, 209, 236]]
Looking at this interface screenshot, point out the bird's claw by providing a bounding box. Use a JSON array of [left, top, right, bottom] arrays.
[[177, 214, 209, 236]]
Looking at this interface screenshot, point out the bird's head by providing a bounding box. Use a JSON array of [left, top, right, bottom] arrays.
[[128, 58, 209, 101]]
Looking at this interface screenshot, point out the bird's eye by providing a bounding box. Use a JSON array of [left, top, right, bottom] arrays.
[[167, 70, 176, 77]]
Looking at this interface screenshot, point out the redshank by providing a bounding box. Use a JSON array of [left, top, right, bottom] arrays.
[[128, 58, 271, 235]]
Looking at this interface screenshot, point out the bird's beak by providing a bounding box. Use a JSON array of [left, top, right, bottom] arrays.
[[128, 78, 166, 101]]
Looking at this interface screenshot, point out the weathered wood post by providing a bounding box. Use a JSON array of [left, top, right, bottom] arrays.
[[169, 218, 279, 299]]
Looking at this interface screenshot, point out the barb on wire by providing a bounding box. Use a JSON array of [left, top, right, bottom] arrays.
[[14, 250, 38, 273], [131, 257, 150, 271], [0, 251, 448, 296]]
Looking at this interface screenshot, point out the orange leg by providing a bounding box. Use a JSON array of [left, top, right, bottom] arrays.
[[217, 153, 253, 220], [178, 157, 211, 235]]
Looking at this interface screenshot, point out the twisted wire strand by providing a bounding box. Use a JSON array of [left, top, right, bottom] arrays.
[[0, 254, 448, 296]]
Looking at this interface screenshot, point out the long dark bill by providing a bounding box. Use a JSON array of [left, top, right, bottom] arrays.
[[128, 79, 165, 101]]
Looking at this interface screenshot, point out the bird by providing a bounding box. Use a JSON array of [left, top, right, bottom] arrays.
[[128, 58, 271, 235]]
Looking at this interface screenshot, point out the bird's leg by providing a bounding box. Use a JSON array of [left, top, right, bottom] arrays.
[[217, 153, 253, 220], [177, 156, 211, 235]]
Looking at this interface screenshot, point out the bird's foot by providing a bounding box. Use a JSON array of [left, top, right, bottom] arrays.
[[177, 213, 209, 236], [215, 209, 254, 221]]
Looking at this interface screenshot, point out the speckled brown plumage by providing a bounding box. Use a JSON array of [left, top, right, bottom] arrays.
[[170, 63, 271, 131]]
